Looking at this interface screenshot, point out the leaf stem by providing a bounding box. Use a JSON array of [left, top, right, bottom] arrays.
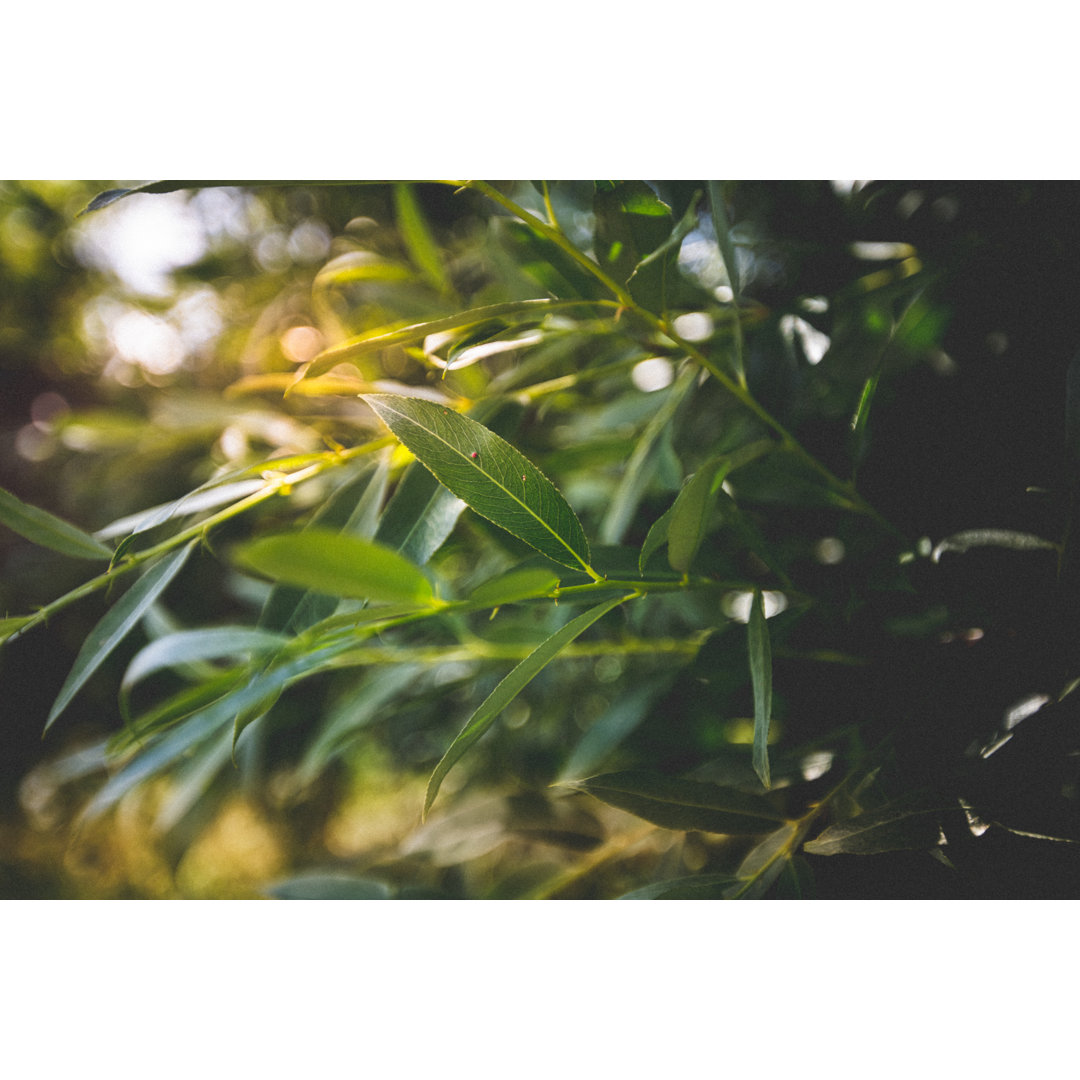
[[456, 180, 901, 538]]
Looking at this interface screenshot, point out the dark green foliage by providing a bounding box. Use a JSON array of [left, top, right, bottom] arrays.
[[5, 180, 1080, 899]]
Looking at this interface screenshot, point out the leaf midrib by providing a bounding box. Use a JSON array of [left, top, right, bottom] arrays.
[[376, 397, 590, 574]]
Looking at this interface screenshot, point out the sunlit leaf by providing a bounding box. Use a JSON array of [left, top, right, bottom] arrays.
[[570, 770, 787, 834], [468, 567, 560, 607], [803, 801, 947, 856], [0, 484, 111, 560], [425, 594, 630, 817], [94, 479, 267, 540], [394, 183, 449, 294], [80, 180, 368, 216], [234, 529, 438, 607], [260, 456, 390, 634], [305, 299, 612, 379], [364, 394, 592, 573], [44, 542, 196, 734], [749, 588, 773, 789]]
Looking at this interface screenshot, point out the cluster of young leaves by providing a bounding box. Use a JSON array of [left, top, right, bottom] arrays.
[[7, 180, 1075, 899]]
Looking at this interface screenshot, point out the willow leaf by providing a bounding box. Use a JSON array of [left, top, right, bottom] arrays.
[[306, 300, 610, 379], [571, 770, 786, 834], [424, 594, 630, 817], [0, 485, 111, 560], [749, 588, 773, 789], [44, 541, 196, 734], [234, 529, 437, 607], [364, 394, 592, 574]]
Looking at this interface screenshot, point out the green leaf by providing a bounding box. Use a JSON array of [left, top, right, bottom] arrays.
[[265, 874, 392, 900], [599, 368, 696, 545], [306, 299, 611, 379], [153, 726, 234, 833], [80, 180, 368, 216], [0, 485, 112, 560], [44, 541, 196, 734], [294, 663, 426, 787], [259, 455, 390, 634], [803, 801, 947, 856], [667, 459, 728, 573], [707, 181, 741, 299], [234, 529, 438, 607], [570, 770, 787, 834], [468, 567, 560, 607], [593, 181, 674, 304], [80, 706, 224, 822], [120, 626, 289, 719], [619, 874, 740, 899], [638, 504, 674, 574], [373, 459, 466, 566], [748, 588, 773, 789], [425, 594, 630, 816], [558, 676, 673, 782], [393, 183, 449, 294], [94, 479, 266, 540], [363, 394, 592, 574]]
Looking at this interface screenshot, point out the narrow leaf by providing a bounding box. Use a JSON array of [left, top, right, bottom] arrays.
[[364, 394, 592, 573], [468, 567, 560, 607], [619, 874, 740, 899], [667, 459, 728, 573], [0, 485, 111, 560], [80, 180, 369, 216], [266, 874, 392, 900], [393, 183, 449, 293], [425, 594, 629, 816], [306, 299, 609, 379], [44, 542, 196, 733], [803, 801, 948, 856], [120, 627, 289, 717], [571, 770, 787, 834], [600, 368, 696, 545], [707, 181, 741, 299], [94, 479, 266, 540], [374, 459, 466, 566], [234, 529, 437, 607], [558, 676, 673, 782], [748, 588, 773, 789], [638, 504, 674, 574]]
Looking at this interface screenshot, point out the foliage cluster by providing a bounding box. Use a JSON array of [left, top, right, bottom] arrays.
[[3, 180, 1080, 899]]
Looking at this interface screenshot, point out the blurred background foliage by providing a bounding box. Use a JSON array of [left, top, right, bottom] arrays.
[[3, 180, 1080, 898]]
